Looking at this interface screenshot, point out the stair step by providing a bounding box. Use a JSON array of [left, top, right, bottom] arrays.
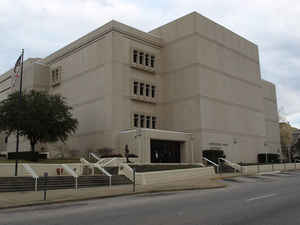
[[0, 175, 131, 192]]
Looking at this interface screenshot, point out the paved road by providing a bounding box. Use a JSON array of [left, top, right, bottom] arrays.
[[1, 171, 300, 225]]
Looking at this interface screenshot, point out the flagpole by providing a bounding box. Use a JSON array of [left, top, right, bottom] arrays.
[[15, 49, 24, 177]]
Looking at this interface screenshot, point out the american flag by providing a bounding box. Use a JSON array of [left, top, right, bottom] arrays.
[[11, 54, 22, 87]]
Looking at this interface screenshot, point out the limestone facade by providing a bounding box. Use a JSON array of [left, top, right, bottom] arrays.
[[0, 12, 280, 163]]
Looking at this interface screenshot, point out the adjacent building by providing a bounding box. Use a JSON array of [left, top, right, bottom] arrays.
[[0, 12, 280, 163]]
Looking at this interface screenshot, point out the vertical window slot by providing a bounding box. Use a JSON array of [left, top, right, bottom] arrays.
[[133, 50, 138, 63], [55, 69, 59, 81], [146, 116, 151, 128], [140, 115, 145, 128], [52, 71, 55, 83], [152, 116, 156, 129], [139, 52, 144, 65], [133, 81, 138, 95], [145, 54, 149, 66], [150, 55, 155, 68], [134, 114, 139, 127], [151, 85, 156, 98], [146, 84, 150, 97], [140, 83, 144, 96]]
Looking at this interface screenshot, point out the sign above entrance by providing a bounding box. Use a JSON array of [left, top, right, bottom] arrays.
[[209, 142, 228, 147]]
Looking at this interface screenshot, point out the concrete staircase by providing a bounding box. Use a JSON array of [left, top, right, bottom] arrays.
[[0, 177, 36, 192], [0, 175, 132, 192], [219, 164, 236, 173]]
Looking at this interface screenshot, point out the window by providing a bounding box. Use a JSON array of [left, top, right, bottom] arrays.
[[140, 83, 144, 96], [145, 54, 149, 66], [51, 66, 61, 86], [134, 114, 139, 127], [132, 113, 157, 129], [131, 80, 156, 103], [133, 50, 138, 64], [151, 85, 156, 98], [150, 55, 155, 68], [152, 116, 156, 129], [140, 115, 145, 128], [133, 81, 138, 95], [55, 69, 59, 81], [146, 84, 150, 97], [52, 70, 55, 84], [131, 48, 156, 73], [146, 116, 151, 128], [139, 52, 144, 65]]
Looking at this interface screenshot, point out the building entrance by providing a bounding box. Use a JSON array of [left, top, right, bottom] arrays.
[[150, 139, 181, 163], [202, 150, 225, 164]]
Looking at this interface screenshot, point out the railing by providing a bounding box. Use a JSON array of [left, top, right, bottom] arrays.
[[90, 153, 113, 166], [119, 163, 134, 181], [203, 157, 219, 173], [90, 153, 101, 162], [102, 158, 119, 167], [80, 158, 95, 175], [61, 164, 78, 191], [80, 158, 112, 187], [22, 164, 39, 192], [218, 158, 242, 174], [93, 164, 112, 187], [98, 158, 113, 166]]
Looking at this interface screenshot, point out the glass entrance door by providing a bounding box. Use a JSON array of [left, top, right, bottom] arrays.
[[151, 139, 181, 163]]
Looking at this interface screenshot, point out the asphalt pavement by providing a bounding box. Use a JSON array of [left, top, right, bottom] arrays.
[[1, 171, 300, 225]]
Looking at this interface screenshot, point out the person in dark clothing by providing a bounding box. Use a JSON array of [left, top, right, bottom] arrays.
[[125, 145, 131, 163]]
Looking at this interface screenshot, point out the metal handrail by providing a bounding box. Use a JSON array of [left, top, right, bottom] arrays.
[[89, 153, 110, 165], [219, 158, 241, 168], [61, 164, 78, 191], [22, 164, 39, 191], [97, 158, 111, 166], [90, 153, 101, 161], [119, 163, 134, 181], [203, 157, 219, 173], [102, 158, 118, 167], [203, 157, 219, 167], [93, 164, 112, 187], [80, 158, 95, 175], [80, 158, 112, 187], [218, 158, 241, 174]]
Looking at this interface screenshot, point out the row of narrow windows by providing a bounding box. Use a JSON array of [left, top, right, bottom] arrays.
[[51, 68, 60, 84], [134, 114, 156, 129], [133, 81, 156, 98], [133, 50, 155, 68]]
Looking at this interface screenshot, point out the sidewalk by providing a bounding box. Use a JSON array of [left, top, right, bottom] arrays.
[[0, 178, 225, 209]]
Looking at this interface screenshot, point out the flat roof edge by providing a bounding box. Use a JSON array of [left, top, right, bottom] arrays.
[[42, 20, 162, 65]]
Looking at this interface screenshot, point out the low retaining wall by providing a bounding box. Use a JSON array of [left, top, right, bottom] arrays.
[[136, 167, 215, 185], [241, 163, 300, 175], [120, 166, 216, 185], [0, 163, 82, 177]]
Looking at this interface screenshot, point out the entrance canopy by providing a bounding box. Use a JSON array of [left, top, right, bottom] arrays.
[[120, 129, 194, 164]]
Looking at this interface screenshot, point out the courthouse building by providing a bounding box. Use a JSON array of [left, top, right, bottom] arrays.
[[0, 12, 280, 163]]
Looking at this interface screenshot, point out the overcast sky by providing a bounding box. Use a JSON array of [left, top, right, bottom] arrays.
[[1, 0, 299, 127]]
